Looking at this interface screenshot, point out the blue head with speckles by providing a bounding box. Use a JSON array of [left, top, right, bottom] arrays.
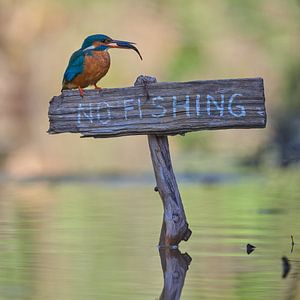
[[79, 34, 142, 60], [81, 34, 113, 51]]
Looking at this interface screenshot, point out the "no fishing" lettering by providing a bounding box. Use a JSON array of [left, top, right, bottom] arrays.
[[77, 93, 247, 125]]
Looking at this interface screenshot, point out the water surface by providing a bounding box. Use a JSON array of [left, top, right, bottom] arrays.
[[0, 170, 300, 299]]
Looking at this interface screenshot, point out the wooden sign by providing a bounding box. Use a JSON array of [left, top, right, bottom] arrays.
[[48, 75, 266, 248], [48, 77, 266, 137]]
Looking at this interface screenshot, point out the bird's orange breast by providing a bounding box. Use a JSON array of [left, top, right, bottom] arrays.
[[70, 51, 111, 88]]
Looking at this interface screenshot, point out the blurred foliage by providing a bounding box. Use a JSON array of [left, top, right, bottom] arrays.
[[167, 42, 205, 81], [0, 0, 299, 175], [282, 62, 300, 113]]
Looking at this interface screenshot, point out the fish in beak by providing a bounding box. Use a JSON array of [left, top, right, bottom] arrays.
[[108, 40, 143, 60]]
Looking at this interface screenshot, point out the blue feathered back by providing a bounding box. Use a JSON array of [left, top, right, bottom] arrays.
[[63, 49, 84, 82]]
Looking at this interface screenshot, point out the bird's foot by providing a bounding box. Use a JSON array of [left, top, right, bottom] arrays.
[[94, 84, 102, 90], [78, 86, 84, 97]]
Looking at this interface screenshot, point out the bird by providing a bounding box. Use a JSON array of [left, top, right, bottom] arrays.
[[61, 34, 142, 96]]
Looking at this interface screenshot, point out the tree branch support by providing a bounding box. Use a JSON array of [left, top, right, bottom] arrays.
[[135, 75, 192, 247]]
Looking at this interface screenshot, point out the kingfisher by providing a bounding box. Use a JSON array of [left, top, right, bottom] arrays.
[[62, 34, 142, 96]]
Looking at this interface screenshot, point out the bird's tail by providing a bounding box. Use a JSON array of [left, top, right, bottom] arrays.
[[61, 80, 71, 92], [61, 79, 67, 92]]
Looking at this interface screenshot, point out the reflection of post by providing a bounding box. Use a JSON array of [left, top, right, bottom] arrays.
[[134, 76, 192, 247], [159, 248, 192, 300], [283, 258, 300, 299]]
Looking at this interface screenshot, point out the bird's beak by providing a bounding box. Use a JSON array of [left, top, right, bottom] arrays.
[[107, 40, 143, 60]]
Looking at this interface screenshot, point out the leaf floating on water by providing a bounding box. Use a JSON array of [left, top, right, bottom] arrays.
[[246, 243, 256, 255]]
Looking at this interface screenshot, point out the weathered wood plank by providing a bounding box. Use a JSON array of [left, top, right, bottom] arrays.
[[48, 76, 266, 138]]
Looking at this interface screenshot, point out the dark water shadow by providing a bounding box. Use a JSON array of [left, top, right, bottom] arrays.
[[158, 248, 192, 300], [282, 256, 291, 279], [283, 257, 300, 300]]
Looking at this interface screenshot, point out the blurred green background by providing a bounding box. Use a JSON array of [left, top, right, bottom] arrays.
[[1, 0, 299, 177]]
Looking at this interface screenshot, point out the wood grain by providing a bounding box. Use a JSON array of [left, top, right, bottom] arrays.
[[133, 76, 192, 247], [48, 76, 266, 138], [148, 135, 192, 246]]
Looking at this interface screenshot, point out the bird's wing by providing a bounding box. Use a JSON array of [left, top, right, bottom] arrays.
[[63, 49, 85, 83]]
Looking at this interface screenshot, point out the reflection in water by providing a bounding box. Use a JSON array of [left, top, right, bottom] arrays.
[[291, 235, 295, 253], [246, 243, 256, 255], [158, 248, 192, 300], [283, 258, 300, 300], [282, 256, 291, 279], [1, 171, 300, 299]]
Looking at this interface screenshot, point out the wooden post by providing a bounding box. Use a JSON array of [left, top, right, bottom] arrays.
[[149, 135, 192, 246], [134, 75, 191, 247], [48, 74, 266, 247]]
